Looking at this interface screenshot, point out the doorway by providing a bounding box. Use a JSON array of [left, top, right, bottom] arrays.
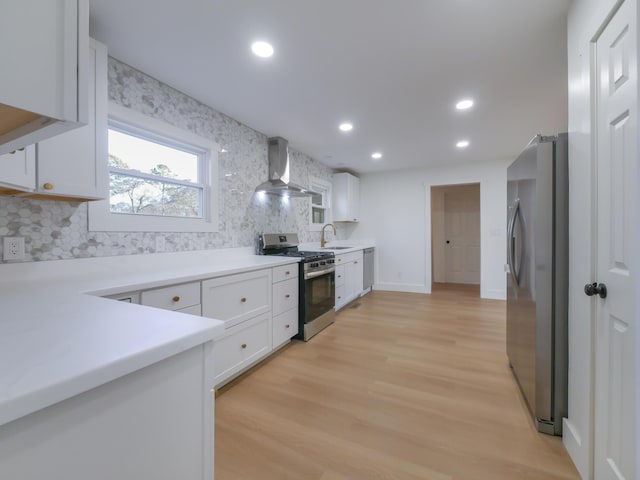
[[430, 183, 481, 292]]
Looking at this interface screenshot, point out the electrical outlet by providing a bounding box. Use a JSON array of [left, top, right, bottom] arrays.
[[3, 237, 25, 261], [155, 235, 165, 252]]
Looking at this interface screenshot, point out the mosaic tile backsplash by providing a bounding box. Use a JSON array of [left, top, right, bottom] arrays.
[[0, 58, 335, 263]]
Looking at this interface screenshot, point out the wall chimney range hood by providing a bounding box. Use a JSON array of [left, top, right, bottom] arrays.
[[255, 137, 319, 197]]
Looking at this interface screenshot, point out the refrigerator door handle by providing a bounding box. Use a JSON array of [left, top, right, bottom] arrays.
[[507, 199, 520, 287]]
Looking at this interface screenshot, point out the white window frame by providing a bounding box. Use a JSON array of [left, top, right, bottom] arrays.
[[89, 103, 219, 232], [308, 176, 332, 231]]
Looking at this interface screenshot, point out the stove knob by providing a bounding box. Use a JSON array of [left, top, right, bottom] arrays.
[[320, 261, 326, 265], [311, 262, 319, 268]]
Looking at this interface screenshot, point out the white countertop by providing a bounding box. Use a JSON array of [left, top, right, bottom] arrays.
[[0, 248, 299, 427]]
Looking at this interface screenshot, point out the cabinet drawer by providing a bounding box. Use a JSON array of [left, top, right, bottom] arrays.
[[335, 265, 345, 287], [273, 308, 298, 349], [176, 304, 202, 316], [141, 282, 200, 311], [272, 263, 298, 283], [213, 313, 271, 386], [202, 269, 271, 328], [335, 250, 363, 265], [273, 278, 298, 317]]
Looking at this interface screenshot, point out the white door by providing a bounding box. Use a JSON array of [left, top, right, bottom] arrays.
[[594, 1, 637, 478], [444, 184, 480, 284]]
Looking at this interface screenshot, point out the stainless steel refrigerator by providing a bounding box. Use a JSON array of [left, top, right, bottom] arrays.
[[506, 133, 568, 436]]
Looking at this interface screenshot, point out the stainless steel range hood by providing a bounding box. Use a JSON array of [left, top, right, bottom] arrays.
[[255, 137, 319, 197]]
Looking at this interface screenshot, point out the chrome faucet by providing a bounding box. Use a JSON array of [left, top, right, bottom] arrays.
[[320, 223, 336, 248]]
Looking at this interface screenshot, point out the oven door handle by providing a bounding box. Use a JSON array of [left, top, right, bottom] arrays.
[[304, 268, 335, 279]]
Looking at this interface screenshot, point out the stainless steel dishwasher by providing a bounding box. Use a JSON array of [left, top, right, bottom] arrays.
[[363, 247, 374, 293]]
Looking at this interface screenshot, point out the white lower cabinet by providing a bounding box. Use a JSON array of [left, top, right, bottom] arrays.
[[335, 250, 364, 310], [212, 312, 271, 386]]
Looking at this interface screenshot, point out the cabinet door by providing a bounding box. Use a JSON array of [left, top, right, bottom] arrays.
[[202, 269, 272, 329], [0, 146, 35, 193], [273, 308, 298, 349], [0, 0, 89, 155], [213, 313, 271, 386], [332, 172, 360, 222], [35, 39, 106, 200], [352, 252, 364, 295]]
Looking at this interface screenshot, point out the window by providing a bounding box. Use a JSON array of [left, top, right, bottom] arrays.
[[89, 104, 219, 232], [308, 176, 332, 231]]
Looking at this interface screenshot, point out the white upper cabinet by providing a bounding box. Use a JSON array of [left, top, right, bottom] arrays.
[[0, 39, 107, 200], [35, 39, 107, 200], [0, 0, 89, 156], [332, 172, 360, 222], [0, 146, 36, 194]]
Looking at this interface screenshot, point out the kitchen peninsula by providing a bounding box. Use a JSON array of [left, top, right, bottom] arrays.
[[0, 248, 298, 480]]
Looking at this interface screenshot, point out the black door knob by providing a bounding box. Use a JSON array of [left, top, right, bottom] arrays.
[[584, 282, 607, 299]]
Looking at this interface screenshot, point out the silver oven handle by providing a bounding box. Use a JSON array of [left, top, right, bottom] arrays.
[[304, 267, 335, 279]]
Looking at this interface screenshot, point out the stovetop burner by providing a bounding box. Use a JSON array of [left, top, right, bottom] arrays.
[[258, 233, 334, 263], [269, 250, 334, 262]]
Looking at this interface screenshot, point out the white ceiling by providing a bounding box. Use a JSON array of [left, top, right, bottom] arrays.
[[89, 0, 570, 173]]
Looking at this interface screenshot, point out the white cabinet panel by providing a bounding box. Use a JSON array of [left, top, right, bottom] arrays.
[[213, 312, 271, 386], [273, 308, 298, 349], [176, 305, 202, 316], [202, 269, 272, 328]]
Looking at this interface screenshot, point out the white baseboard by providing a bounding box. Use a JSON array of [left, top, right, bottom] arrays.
[[481, 288, 506, 300], [374, 283, 428, 294]]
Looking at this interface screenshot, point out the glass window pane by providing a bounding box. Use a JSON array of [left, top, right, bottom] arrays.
[[312, 206, 325, 224], [311, 192, 323, 206], [108, 129, 199, 182], [109, 173, 202, 218]]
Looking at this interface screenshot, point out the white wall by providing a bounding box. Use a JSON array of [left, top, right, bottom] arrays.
[[565, 1, 619, 478], [349, 161, 508, 300]]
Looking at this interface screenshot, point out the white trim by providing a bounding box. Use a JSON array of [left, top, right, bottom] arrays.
[[308, 175, 332, 231], [374, 282, 429, 294], [89, 103, 219, 233]]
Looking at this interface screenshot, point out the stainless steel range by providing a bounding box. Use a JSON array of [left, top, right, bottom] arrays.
[[258, 233, 335, 341]]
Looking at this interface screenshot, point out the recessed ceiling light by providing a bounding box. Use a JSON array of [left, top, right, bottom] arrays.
[[339, 123, 353, 132], [251, 41, 274, 58], [456, 99, 474, 110], [371, 152, 383, 160], [456, 140, 470, 148]]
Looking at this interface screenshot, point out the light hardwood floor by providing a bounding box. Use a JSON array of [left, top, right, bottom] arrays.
[[215, 286, 580, 480]]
